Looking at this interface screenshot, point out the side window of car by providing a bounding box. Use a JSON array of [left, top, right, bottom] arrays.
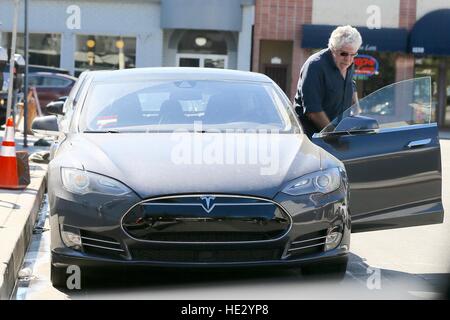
[[61, 75, 87, 132], [42, 77, 72, 87], [28, 76, 43, 87]]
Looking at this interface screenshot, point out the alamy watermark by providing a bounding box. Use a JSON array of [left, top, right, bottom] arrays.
[[66, 265, 81, 290], [366, 5, 381, 29], [170, 122, 281, 176], [366, 267, 382, 290], [66, 5, 81, 30]]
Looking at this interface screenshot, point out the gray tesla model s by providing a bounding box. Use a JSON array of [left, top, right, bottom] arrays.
[[32, 68, 443, 287]]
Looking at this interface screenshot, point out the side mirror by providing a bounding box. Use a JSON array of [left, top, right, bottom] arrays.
[[56, 96, 68, 102], [32, 115, 60, 137], [334, 115, 379, 133], [46, 100, 65, 116]]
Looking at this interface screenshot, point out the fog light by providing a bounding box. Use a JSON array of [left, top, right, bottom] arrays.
[[325, 227, 343, 251], [60, 225, 82, 251]]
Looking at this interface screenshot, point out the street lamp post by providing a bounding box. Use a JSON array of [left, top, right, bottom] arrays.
[[5, 0, 20, 121], [23, 0, 29, 147]]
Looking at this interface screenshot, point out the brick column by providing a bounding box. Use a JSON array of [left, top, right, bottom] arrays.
[[396, 0, 417, 81], [395, 56, 416, 82], [253, 0, 313, 98], [290, 0, 312, 100]]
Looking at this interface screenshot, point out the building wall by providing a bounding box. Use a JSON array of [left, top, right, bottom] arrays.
[[253, 0, 313, 98], [254, 0, 442, 99], [416, 0, 450, 19], [312, 0, 400, 28], [237, 4, 254, 71], [0, 0, 254, 73], [0, 0, 162, 74], [397, 0, 417, 82]]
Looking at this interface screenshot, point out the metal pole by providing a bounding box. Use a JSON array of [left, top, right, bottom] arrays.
[[5, 0, 20, 120], [23, 0, 29, 147]]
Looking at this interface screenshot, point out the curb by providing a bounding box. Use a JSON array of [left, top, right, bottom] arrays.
[[0, 164, 47, 300]]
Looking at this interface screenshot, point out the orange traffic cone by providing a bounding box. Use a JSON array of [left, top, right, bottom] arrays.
[[0, 117, 21, 189]]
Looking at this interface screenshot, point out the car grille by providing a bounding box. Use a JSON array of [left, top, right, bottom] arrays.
[[130, 248, 282, 263], [287, 229, 327, 257], [122, 195, 291, 243], [80, 230, 125, 258], [143, 232, 273, 242]]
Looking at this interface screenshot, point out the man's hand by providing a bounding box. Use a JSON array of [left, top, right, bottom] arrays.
[[307, 111, 331, 131]]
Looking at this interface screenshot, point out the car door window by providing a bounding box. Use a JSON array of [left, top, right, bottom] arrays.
[[42, 76, 72, 87], [28, 76, 44, 87], [320, 77, 432, 135], [60, 73, 88, 132]]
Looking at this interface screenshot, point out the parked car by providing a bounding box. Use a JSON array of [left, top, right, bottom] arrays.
[[27, 72, 77, 113], [0, 65, 76, 124], [28, 64, 71, 75], [31, 68, 443, 287]]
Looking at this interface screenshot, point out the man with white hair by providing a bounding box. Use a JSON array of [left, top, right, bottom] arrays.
[[295, 25, 362, 137]]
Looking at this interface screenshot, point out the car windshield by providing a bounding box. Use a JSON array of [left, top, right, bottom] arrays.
[[320, 77, 433, 135], [79, 79, 297, 133]]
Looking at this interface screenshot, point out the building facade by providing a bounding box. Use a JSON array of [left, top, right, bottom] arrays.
[[253, 0, 450, 129], [0, 0, 255, 75]]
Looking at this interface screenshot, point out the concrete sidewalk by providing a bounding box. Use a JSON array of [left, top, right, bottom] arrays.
[[0, 132, 50, 299]]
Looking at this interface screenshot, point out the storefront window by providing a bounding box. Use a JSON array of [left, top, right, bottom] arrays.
[[178, 31, 227, 55], [353, 52, 396, 100], [75, 35, 136, 76], [1, 32, 61, 67]]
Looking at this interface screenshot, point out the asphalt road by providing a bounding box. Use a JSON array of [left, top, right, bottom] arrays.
[[11, 139, 450, 300]]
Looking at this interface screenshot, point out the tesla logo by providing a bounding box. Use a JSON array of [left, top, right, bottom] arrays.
[[200, 196, 216, 213]]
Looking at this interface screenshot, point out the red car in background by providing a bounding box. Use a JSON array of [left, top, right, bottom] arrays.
[[28, 72, 77, 113]]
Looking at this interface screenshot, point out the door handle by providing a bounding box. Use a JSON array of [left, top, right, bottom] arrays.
[[407, 138, 432, 148]]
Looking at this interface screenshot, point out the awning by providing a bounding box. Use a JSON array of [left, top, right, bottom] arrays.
[[409, 9, 450, 55], [301, 24, 408, 52]]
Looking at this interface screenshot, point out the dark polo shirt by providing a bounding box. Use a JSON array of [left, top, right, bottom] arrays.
[[294, 48, 355, 137]]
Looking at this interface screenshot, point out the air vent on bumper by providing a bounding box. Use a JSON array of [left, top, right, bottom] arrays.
[[287, 229, 327, 257], [80, 230, 125, 258]]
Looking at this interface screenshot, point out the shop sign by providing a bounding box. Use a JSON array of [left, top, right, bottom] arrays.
[[361, 44, 377, 51], [354, 54, 379, 80]]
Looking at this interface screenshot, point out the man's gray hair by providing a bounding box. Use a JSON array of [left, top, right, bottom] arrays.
[[328, 25, 362, 51]]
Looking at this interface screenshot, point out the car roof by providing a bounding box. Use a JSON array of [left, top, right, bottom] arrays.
[[89, 67, 273, 83], [29, 72, 77, 81], [28, 64, 70, 74]]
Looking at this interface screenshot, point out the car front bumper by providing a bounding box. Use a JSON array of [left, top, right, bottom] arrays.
[[49, 185, 351, 270]]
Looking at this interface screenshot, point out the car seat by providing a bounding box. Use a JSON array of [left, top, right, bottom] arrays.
[[203, 93, 242, 124], [158, 99, 187, 124]]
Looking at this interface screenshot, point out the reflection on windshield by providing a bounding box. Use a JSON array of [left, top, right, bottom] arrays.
[[80, 80, 296, 133], [321, 77, 432, 134]]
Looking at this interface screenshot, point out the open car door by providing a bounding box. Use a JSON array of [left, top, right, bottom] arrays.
[[312, 77, 444, 232]]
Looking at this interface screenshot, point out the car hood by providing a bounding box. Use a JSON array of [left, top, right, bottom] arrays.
[[61, 133, 323, 199]]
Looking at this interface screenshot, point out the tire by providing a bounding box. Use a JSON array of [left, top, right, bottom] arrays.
[[301, 257, 348, 280]]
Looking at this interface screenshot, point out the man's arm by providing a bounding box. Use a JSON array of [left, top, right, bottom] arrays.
[[307, 111, 331, 130]]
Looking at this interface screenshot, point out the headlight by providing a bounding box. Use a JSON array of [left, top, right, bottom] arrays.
[[282, 167, 342, 196], [61, 167, 132, 196]]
